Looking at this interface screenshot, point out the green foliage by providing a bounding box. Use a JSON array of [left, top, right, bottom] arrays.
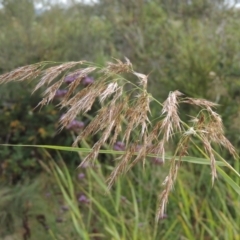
[[0, 83, 82, 182], [1, 154, 238, 239]]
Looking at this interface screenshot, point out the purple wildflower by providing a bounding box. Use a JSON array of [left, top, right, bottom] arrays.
[[78, 173, 85, 180], [64, 71, 82, 84], [78, 194, 90, 204], [113, 141, 125, 151], [82, 76, 94, 86], [66, 120, 85, 131], [54, 89, 68, 99]]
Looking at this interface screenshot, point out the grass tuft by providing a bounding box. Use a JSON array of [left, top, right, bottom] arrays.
[[0, 58, 239, 221]]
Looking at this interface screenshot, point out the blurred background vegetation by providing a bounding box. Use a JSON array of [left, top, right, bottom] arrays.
[[0, 0, 239, 239]]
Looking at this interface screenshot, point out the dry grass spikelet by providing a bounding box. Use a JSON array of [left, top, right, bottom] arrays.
[[63, 67, 96, 100], [74, 101, 127, 168], [33, 61, 83, 93], [107, 143, 137, 189], [0, 64, 41, 84], [161, 90, 183, 141], [104, 58, 132, 74], [156, 133, 191, 220], [99, 82, 119, 103], [157, 161, 178, 221], [123, 92, 151, 144], [182, 97, 219, 108]]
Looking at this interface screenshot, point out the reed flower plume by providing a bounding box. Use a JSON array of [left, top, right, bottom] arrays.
[[0, 59, 237, 221]]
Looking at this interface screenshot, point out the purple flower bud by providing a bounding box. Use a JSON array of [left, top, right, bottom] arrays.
[[113, 146, 123, 151], [78, 173, 85, 180], [66, 120, 85, 131], [82, 76, 94, 86], [54, 89, 68, 99], [78, 194, 90, 204], [113, 141, 125, 151], [64, 71, 82, 84]]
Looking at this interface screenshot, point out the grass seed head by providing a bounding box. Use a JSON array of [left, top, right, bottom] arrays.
[[0, 59, 237, 223]]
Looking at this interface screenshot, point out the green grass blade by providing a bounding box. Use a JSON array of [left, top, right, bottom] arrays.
[[216, 166, 240, 195], [0, 144, 229, 166]]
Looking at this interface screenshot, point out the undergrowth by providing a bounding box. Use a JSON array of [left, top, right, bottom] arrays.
[[0, 154, 239, 240]]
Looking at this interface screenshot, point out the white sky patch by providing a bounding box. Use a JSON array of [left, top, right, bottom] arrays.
[[227, 0, 240, 7], [35, 0, 98, 8], [1, 0, 240, 11], [54, 0, 240, 7]]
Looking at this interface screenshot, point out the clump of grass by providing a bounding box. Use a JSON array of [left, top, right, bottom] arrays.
[[0, 58, 238, 220]]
